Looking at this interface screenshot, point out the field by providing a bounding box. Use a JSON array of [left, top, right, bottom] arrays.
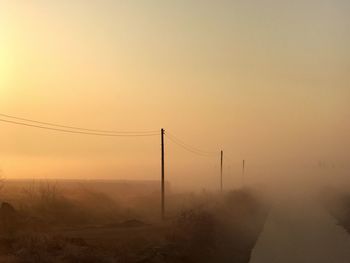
[[323, 187, 350, 234], [0, 180, 267, 263]]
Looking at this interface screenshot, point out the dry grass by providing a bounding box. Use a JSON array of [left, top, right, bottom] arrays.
[[323, 188, 350, 233], [162, 189, 268, 263], [0, 181, 267, 263]]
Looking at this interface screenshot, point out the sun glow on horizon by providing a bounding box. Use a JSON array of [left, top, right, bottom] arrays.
[[0, 1, 349, 189]]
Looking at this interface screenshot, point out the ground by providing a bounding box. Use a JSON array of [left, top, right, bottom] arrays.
[[0, 180, 268, 263]]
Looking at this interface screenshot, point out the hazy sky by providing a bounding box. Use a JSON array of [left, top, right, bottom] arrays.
[[0, 1, 349, 189]]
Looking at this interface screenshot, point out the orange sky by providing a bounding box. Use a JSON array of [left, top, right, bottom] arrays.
[[0, 1, 349, 190]]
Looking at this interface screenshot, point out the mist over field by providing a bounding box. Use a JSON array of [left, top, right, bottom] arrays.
[[0, 0, 349, 262]]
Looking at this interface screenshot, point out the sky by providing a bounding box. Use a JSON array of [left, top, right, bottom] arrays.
[[0, 1, 349, 190]]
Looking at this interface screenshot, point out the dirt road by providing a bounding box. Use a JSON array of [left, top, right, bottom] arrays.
[[249, 191, 350, 263]]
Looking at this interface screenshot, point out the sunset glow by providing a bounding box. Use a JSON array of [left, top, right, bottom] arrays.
[[1, 2, 350, 262], [0, 1, 349, 190]]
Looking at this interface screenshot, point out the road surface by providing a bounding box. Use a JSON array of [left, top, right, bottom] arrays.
[[250, 190, 350, 263]]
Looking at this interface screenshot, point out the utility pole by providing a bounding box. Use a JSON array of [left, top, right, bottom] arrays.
[[161, 128, 165, 220], [220, 150, 223, 192], [242, 160, 245, 188]]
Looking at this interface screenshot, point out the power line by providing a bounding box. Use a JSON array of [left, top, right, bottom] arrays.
[[0, 119, 159, 137], [165, 132, 218, 157], [0, 113, 232, 218], [0, 113, 158, 134], [166, 135, 212, 156], [165, 131, 218, 155]]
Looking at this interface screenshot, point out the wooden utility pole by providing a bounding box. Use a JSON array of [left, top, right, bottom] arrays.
[[220, 150, 223, 192], [242, 160, 245, 188], [161, 128, 165, 220]]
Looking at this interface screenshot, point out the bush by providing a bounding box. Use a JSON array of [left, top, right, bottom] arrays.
[[12, 233, 115, 263], [18, 182, 122, 227]]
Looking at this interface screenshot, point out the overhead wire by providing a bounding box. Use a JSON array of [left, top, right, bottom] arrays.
[[165, 131, 219, 157], [0, 118, 159, 137], [165, 136, 213, 157], [0, 113, 158, 134], [0, 113, 219, 152]]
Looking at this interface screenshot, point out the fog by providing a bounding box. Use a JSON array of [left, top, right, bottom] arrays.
[[0, 1, 350, 262], [1, 0, 349, 190]]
